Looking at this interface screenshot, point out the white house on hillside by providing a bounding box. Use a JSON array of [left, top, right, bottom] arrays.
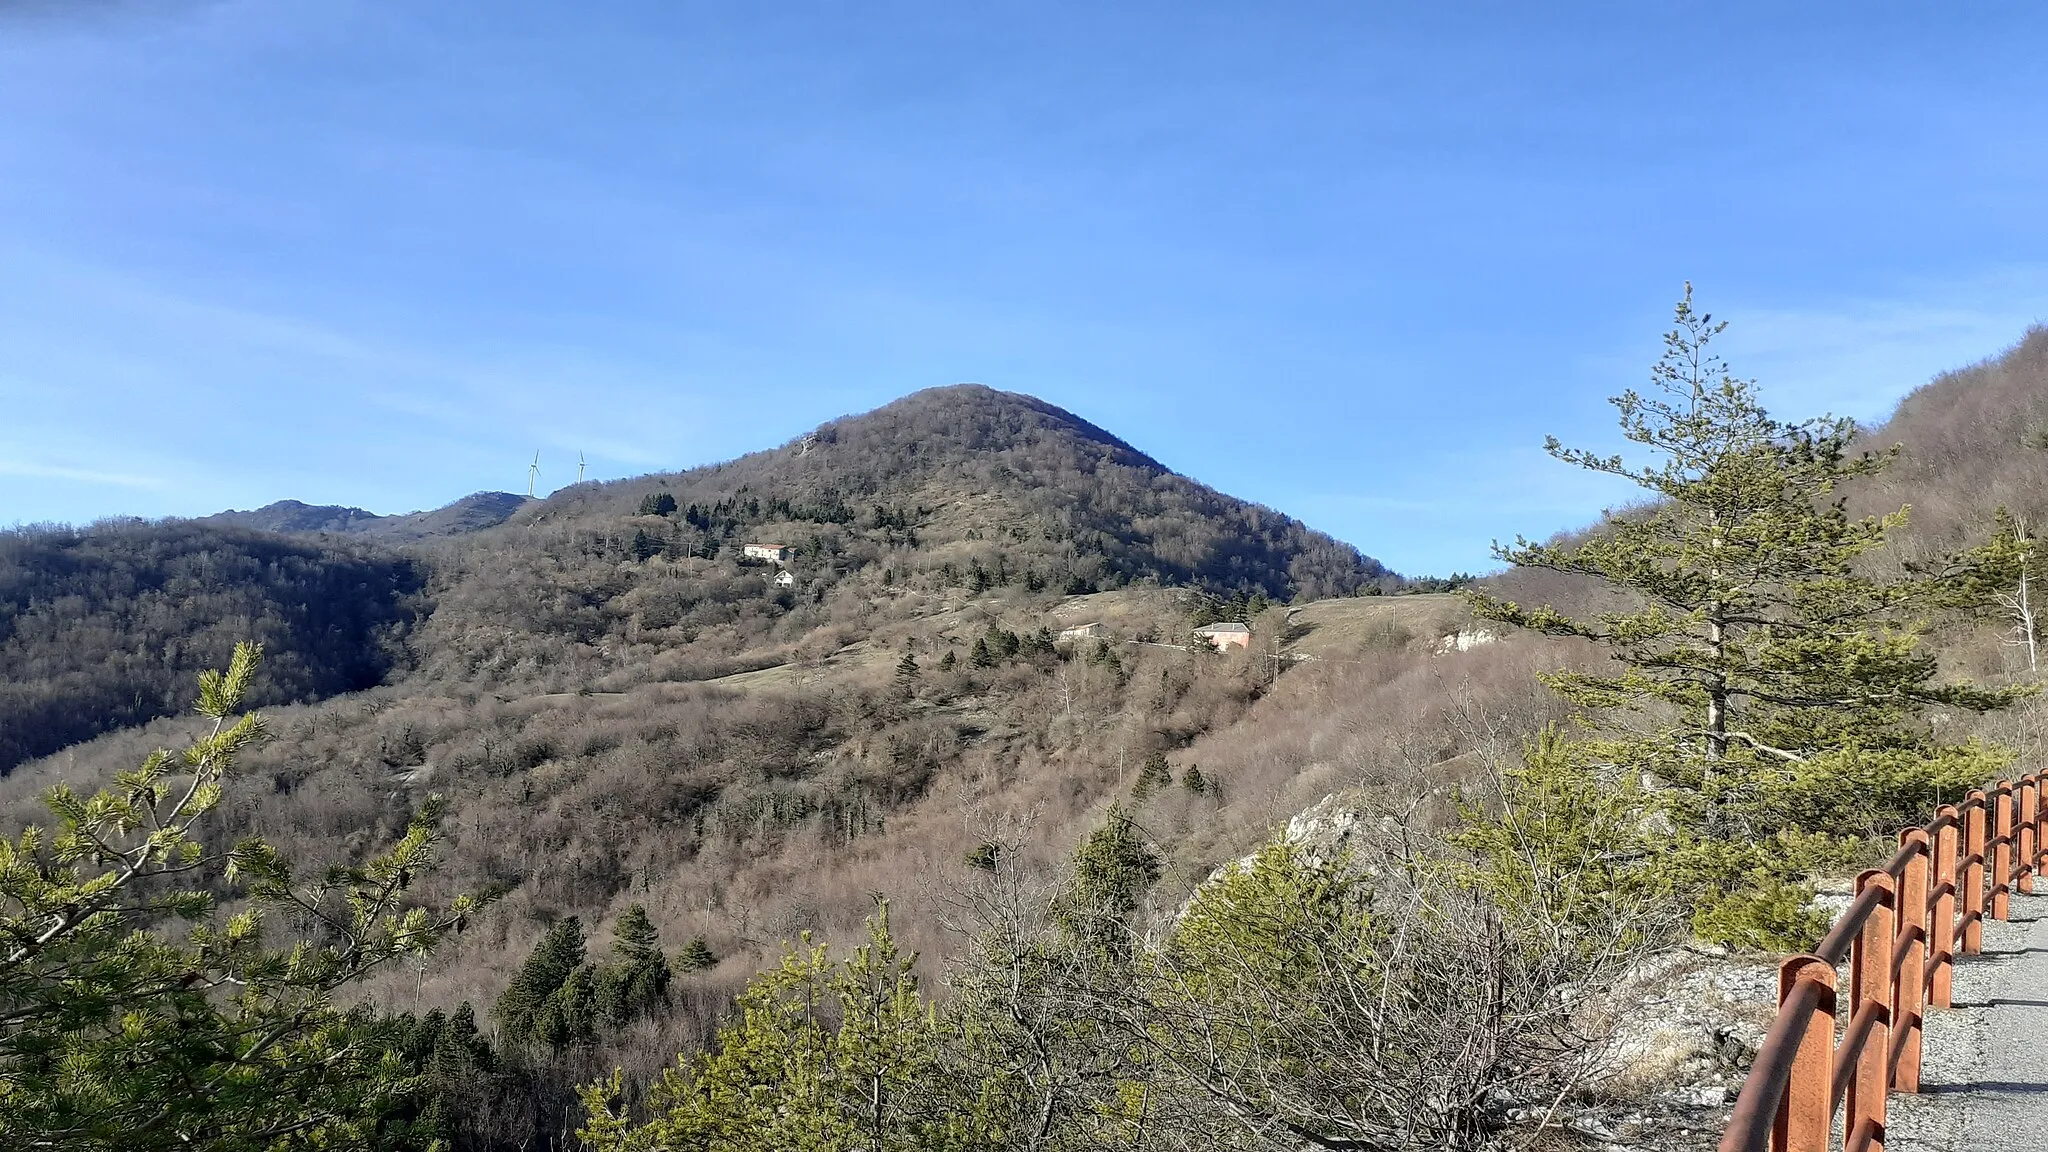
[[743, 543, 791, 563], [1057, 622, 1105, 641]]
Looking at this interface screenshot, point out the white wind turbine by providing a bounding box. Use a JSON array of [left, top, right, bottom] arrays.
[[527, 452, 541, 498], [578, 452, 586, 483]]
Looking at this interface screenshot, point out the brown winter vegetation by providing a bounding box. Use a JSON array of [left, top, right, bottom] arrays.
[[0, 385, 1419, 1143], [11, 337, 2048, 1147]]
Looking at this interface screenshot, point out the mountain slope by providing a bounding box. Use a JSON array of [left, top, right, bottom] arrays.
[[1853, 325, 2048, 558], [516, 384, 1388, 601], [0, 382, 1411, 1140], [0, 385, 1387, 777], [0, 521, 424, 772], [13, 353, 2048, 1147]]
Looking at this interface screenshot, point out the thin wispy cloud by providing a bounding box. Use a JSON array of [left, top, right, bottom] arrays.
[[0, 459, 164, 489], [1725, 274, 2048, 424]]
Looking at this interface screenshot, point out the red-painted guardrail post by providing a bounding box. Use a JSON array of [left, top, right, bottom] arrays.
[[1993, 780, 2014, 921], [1963, 791, 1988, 954], [1931, 805, 1959, 1008], [1894, 827, 1929, 1093], [1844, 869, 1894, 1148], [1720, 783, 2038, 1152], [2035, 771, 2048, 879], [2020, 775, 2038, 895], [1773, 955, 1838, 1152]]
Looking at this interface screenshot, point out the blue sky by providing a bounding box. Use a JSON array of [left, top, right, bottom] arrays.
[[3, 2, 2046, 574]]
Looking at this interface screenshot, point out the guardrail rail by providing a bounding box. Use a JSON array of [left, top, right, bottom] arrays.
[[1717, 772, 2046, 1152]]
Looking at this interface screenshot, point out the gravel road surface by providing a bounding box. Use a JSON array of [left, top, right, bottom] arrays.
[[1887, 889, 2048, 1152]]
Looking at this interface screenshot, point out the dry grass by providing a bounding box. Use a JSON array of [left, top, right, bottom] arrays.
[[1279, 592, 1471, 659]]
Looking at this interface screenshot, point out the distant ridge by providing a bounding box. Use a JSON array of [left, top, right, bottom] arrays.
[[203, 491, 530, 541]]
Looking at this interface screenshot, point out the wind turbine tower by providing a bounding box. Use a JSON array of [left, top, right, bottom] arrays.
[[527, 452, 541, 498], [578, 452, 586, 483]]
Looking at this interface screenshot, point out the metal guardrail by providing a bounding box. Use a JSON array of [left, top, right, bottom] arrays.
[[1717, 772, 2044, 1152]]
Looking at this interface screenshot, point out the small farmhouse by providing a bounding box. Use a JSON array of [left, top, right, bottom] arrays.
[[743, 543, 791, 563], [1057, 622, 1105, 641], [773, 570, 795, 587], [1193, 622, 1252, 651]]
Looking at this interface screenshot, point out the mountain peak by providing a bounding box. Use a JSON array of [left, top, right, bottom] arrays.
[[522, 383, 1386, 601], [805, 383, 1162, 473]]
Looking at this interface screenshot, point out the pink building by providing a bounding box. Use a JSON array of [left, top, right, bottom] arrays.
[[1194, 622, 1252, 651]]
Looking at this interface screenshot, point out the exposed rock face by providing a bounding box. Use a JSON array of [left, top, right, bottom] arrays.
[[1280, 792, 1388, 870], [1436, 627, 1498, 654], [1583, 947, 1775, 1103]]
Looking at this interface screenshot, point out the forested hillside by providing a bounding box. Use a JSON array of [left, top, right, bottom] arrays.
[[395, 384, 1390, 693], [515, 383, 1386, 600], [0, 521, 423, 772], [0, 384, 1416, 1145], [24, 341, 2048, 1149], [1854, 325, 2048, 557], [12, 325, 2048, 1147]]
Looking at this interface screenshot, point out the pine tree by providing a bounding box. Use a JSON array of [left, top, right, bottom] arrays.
[[677, 937, 717, 972], [631, 528, 660, 561], [0, 644, 489, 1149], [638, 491, 678, 516], [893, 652, 920, 701], [1181, 765, 1207, 795], [494, 918, 587, 1047], [578, 906, 996, 1152], [1132, 751, 1173, 800], [1061, 805, 1160, 952], [534, 964, 600, 1050], [970, 636, 995, 668], [596, 904, 672, 1028], [1470, 286, 2030, 943], [939, 649, 957, 670]]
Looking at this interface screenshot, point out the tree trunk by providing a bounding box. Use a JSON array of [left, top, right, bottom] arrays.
[[1705, 614, 1728, 765]]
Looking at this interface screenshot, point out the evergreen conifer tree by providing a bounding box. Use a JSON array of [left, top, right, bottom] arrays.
[[578, 906, 995, 1151], [494, 918, 587, 1047], [596, 904, 672, 1027], [1132, 752, 1173, 800], [533, 964, 600, 1050], [0, 644, 489, 1149], [1061, 805, 1160, 953], [1470, 286, 2030, 943], [677, 937, 717, 972]]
